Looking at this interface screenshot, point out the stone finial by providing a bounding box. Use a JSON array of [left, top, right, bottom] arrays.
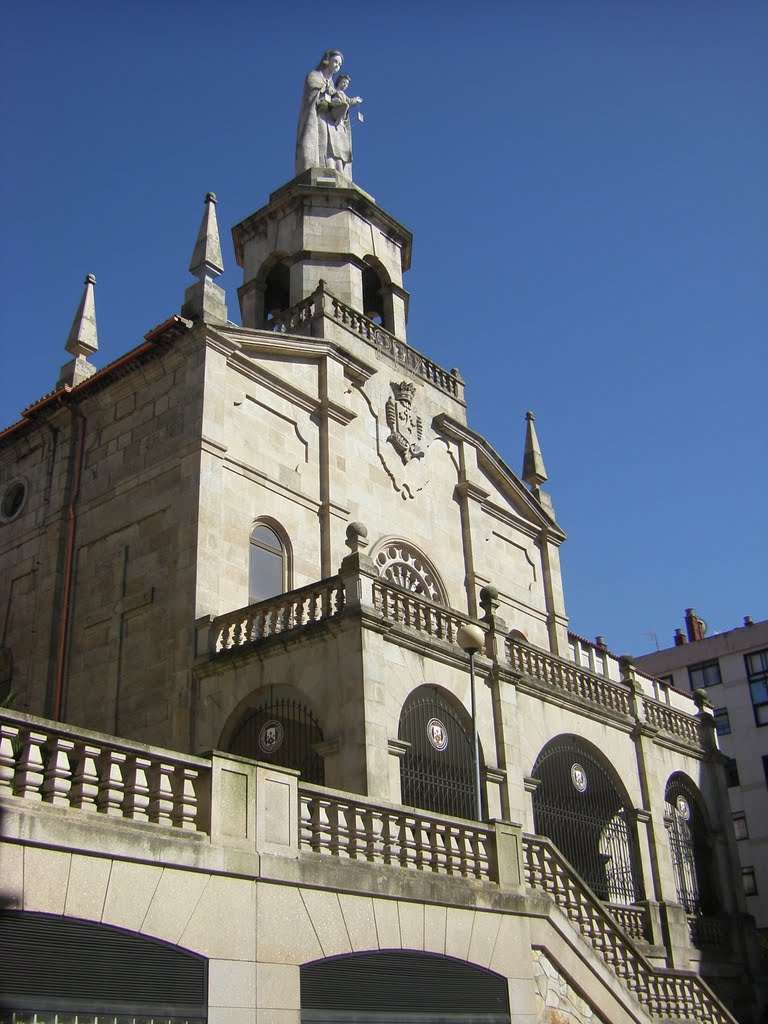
[[345, 521, 369, 554], [522, 411, 548, 488], [618, 654, 636, 684], [58, 274, 99, 388], [479, 585, 500, 620], [182, 192, 228, 324], [65, 274, 99, 358], [189, 192, 224, 280]]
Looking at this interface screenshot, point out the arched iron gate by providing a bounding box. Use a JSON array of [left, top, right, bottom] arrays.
[[228, 696, 324, 784], [398, 688, 482, 820], [665, 776, 716, 916], [531, 741, 643, 905]]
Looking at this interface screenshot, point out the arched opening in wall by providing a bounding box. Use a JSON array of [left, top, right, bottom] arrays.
[[262, 255, 291, 326], [399, 685, 482, 820], [665, 774, 717, 916], [531, 738, 643, 905], [0, 911, 207, 1019], [373, 539, 448, 604], [249, 520, 290, 604], [362, 256, 389, 329], [301, 950, 510, 1022], [227, 693, 325, 784]]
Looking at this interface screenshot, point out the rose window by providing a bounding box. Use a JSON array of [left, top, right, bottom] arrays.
[[375, 542, 444, 603]]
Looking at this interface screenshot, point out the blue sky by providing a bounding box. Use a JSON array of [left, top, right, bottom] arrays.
[[1, 0, 766, 655]]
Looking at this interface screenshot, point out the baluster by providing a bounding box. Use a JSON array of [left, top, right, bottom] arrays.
[[0, 723, 20, 794], [379, 809, 395, 864], [13, 730, 46, 800], [149, 761, 176, 826], [299, 795, 313, 848], [398, 814, 419, 870], [70, 743, 101, 811], [123, 756, 151, 821], [42, 736, 75, 806], [314, 797, 333, 855], [97, 749, 127, 817], [172, 766, 200, 830]]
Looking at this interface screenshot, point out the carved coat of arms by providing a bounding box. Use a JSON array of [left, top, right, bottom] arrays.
[[386, 381, 424, 464]]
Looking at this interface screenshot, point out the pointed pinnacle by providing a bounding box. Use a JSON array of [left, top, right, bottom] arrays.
[[65, 273, 99, 357], [522, 410, 548, 487], [189, 192, 223, 280]]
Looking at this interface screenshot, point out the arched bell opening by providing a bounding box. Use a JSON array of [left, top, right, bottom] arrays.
[[362, 256, 390, 331], [262, 254, 291, 325], [398, 685, 483, 821], [301, 950, 510, 1022], [221, 687, 325, 784], [531, 737, 644, 906], [664, 773, 718, 916]]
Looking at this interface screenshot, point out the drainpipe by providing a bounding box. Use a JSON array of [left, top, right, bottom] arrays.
[[53, 404, 86, 722]]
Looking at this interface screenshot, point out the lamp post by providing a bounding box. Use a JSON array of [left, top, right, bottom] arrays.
[[457, 621, 485, 822]]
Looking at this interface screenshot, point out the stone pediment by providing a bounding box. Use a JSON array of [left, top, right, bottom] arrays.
[[433, 413, 565, 540]]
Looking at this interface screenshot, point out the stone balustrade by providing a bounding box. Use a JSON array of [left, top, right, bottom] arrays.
[[268, 293, 319, 334], [0, 710, 209, 831], [523, 836, 734, 1023], [688, 914, 729, 949], [210, 576, 344, 654], [372, 579, 472, 647], [642, 699, 702, 747], [507, 638, 634, 717], [299, 784, 493, 880], [328, 296, 462, 400]]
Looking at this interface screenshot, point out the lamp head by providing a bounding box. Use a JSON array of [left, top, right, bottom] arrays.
[[457, 622, 485, 655]]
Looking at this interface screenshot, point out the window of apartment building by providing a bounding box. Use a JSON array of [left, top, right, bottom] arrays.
[[732, 813, 748, 840], [745, 648, 768, 726], [658, 674, 674, 688], [763, 755, 768, 788], [688, 660, 721, 690], [713, 708, 731, 736], [742, 867, 758, 897], [726, 758, 740, 787]]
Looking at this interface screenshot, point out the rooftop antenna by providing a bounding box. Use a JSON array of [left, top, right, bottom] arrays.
[[641, 631, 661, 651]]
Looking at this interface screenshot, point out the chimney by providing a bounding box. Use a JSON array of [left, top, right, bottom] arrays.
[[744, 616, 754, 627], [685, 608, 705, 642], [674, 628, 687, 646]]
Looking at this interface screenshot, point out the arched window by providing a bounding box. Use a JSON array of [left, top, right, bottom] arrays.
[[227, 694, 324, 784], [398, 686, 482, 820], [362, 256, 389, 329], [249, 522, 287, 604], [665, 775, 717, 916], [263, 256, 291, 325], [531, 739, 643, 905]]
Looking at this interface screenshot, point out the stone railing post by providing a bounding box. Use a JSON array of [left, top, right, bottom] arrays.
[[338, 521, 379, 613], [195, 614, 215, 656], [492, 820, 525, 893], [208, 752, 300, 859]]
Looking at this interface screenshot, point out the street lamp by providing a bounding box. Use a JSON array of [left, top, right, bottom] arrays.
[[457, 621, 485, 822]]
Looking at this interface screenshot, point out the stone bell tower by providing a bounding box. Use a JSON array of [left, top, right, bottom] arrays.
[[233, 169, 412, 340]]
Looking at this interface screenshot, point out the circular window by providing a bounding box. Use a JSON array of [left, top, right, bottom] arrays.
[[1, 480, 27, 521]]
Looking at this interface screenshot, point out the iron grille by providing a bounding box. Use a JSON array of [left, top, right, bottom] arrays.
[[531, 741, 643, 905], [665, 777, 716, 916], [398, 689, 482, 821], [228, 697, 324, 784]]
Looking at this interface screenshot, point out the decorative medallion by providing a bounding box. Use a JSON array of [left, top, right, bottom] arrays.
[[570, 763, 588, 793], [258, 720, 284, 754], [386, 381, 424, 465], [427, 717, 449, 751], [675, 795, 690, 820]]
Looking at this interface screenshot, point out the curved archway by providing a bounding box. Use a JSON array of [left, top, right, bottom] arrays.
[[665, 773, 717, 915], [531, 737, 643, 905], [398, 685, 483, 820], [222, 686, 325, 784], [301, 950, 510, 1021], [361, 255, 391, 329], [372, 538, 448, 604]]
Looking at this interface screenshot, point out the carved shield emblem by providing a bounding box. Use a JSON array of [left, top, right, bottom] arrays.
[[386, 381, 424, 465], [571, 763, 587, 793]]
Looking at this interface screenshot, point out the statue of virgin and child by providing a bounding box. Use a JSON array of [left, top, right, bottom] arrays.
[[295, 50, 363, 179]]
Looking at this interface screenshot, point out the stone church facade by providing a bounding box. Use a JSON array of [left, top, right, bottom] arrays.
[[0, 92, 764, 1022]]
